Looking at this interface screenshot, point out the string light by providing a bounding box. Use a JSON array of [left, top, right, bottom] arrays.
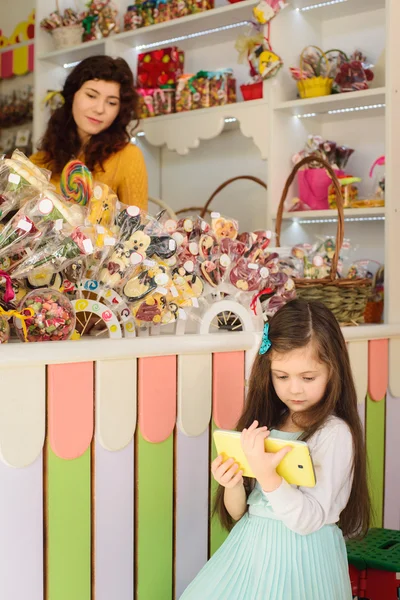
[[134, 21, 249, 51], [296, 0, 348, 12], [328, 103, 385, 115], [294, 216, 385, 224], [63, 60, 80, 69], [296, 103, 385, 118], [296, 112, 317, 119]]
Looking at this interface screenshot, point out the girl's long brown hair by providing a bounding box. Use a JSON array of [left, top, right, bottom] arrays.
[[38, 56, 138, 174], [213, 299, 370, 539]]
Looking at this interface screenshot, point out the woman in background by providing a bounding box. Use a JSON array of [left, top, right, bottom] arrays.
[[30, 55, 148, 210]]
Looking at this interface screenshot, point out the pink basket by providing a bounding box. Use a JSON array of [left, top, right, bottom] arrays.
[[298, 167, 344, 210]]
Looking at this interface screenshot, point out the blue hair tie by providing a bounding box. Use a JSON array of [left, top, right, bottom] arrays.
[[259, 322, 272, 355]]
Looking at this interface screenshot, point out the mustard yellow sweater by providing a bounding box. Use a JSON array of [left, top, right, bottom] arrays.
[[30, 143, 148, 211]]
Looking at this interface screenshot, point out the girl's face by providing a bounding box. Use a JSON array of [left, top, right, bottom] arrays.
[[270, 341, 329, 415], [72, 79, 121, 143]]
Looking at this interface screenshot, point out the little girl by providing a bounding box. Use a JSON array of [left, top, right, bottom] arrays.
[[181, 299, 370, 600]]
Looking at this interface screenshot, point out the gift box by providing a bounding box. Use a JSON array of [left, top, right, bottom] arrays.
[[209, 70, 236, 106], [124, 4, 144, 30], [170, 0, 190, 19], [138, 46, 185, 88], [189, 0, 214, 13], [137, 89, 156, 119], [154, 0, 171, 23], [137, 87, 175, 118], [176, 70, 236, 112]]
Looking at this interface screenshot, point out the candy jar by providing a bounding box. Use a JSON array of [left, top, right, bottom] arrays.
[[15, 288, 76, 342]]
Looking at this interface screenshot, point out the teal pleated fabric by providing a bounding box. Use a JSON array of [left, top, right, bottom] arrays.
[[180, 513, 352, 599], [180, 429, 352, 600]]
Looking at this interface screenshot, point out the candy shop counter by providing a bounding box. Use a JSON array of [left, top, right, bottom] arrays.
[[1, 324, 400, 600], [1, 323, 400, 367]]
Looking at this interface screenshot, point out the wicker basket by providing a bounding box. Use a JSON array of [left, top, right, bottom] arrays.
[[175, 175, 267, 218], [297, 46, 333, 99], [275, 155, 371, 325], [52, 24, 83, 50]]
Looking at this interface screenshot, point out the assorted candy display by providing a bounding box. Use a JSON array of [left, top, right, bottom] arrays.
[[40, 8, 83, 33], [136, 47, 237, 118], [288, 136, 385, 212], [0, 151, 303, 342], [41, 0, 214, 49], [123, 0, 213, 31], [0, 87, 33, 129], [290, 46, 374, 99], [235, 0, 286, 100], [40, 1, 119, 46]]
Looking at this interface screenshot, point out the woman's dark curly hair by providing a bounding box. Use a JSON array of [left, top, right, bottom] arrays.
[[38, 55, 139, 174]]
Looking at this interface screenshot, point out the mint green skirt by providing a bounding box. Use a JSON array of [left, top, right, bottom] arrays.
[[180, 510, 352, 600]]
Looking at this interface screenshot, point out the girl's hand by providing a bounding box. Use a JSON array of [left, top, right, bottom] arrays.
[[241, 420, 292, 492], [211, 455, 243, 489]]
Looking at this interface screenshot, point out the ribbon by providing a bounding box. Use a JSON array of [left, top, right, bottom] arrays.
[[0, 306, 34, 342], [235, 32, 265, 64], [250, 287, 273, 315], [0, 270, 15, 302], [43, 90, 65, 108]]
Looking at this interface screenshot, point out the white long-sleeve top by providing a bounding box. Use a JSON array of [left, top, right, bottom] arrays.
[[261, 416, 354, 536]]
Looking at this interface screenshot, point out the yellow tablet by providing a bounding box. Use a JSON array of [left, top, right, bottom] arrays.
[[213, 429, 316, 488]]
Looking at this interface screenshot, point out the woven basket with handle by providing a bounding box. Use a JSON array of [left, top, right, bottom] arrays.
[[175, 175, 267, 218], [275, 155, 371, 325]]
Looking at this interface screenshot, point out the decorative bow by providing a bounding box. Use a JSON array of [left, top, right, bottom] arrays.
[[235, 32, 265, 64], [0, 306, 34, 342], [0, 270, 15, 302], [259, 322, 272, 355]]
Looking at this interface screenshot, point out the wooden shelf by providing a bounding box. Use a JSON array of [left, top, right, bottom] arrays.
[[291, 0, 385, 20], [277, 207, 385, 221], [137, 98, 269, 157], [275, 87, 386, 118]]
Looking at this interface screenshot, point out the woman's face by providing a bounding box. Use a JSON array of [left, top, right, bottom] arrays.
[[72, 79, 121, 143]]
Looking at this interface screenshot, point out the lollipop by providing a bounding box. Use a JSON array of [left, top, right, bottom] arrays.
[[60, 160, 93, 206]]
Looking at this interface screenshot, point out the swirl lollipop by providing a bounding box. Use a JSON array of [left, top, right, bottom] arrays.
[[60, 160, 93, 206]]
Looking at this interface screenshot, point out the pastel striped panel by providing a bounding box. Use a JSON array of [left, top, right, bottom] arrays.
[[47, 447, 91, 600], [348, 340, 368, 429], [96, 358, 137, 451], [210, 420, 229, 557], [368, 339, 388, 402], [177, 353, 212, 436], [0, 364, 45, 467], [95, 440, 134, 600], [136, 430, 174, 600], [212, 352, 245, 430], [175, 429, 209, 598], [384, 392, 400, 529], [0, 454, 43, 600], [48, 363, 94, 459], [138, 356, 176, 443], [365, 394, 386, 528], [389, 338, 400, 397]]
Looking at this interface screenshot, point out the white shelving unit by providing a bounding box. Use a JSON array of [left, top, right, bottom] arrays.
[[275, 87, 386, 118], [278, 207, 385, 221], [139, 97, 269, 156], [33, 0, 400, 322]]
